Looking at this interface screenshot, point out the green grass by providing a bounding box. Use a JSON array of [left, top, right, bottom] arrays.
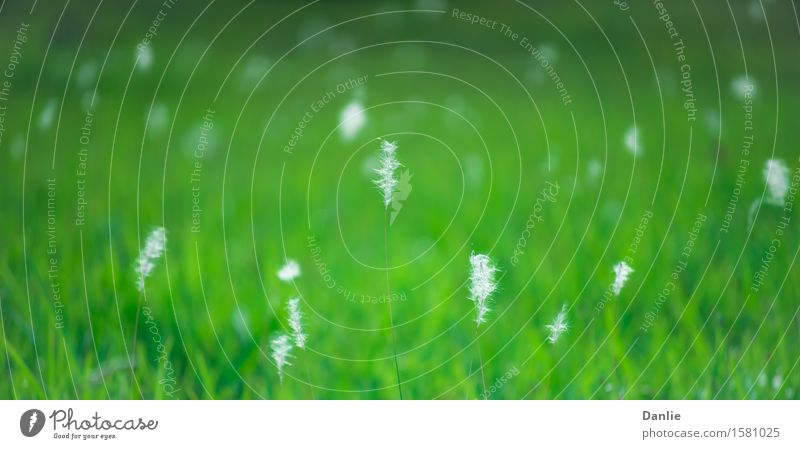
[[1, 0, 799, 399]]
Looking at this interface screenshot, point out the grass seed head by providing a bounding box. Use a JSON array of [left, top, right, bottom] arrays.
[[340, 101, 366, 140], [277, 259, 301, 282], [611, 261, 633, 296], [731, 75, 755, 99], [135, 227, 167, 292], [469, 252, 498, 327], [763, 158, 790, 206], [374, 139, 401, 208], [624, 126, 641, 157], [286, 297, 307, 349], [545, 304, 569, 344], [270, 333, 293, 383]]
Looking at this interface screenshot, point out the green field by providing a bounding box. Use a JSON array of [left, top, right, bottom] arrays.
[[1, 0, 799, 399]]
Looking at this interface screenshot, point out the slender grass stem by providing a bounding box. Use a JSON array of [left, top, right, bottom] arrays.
[[129, 298, 143, 399], [303, 352, 316, 399], [476, 328, 487, 399], [465, 356, 474, 399], [384, 209, 403, 400]]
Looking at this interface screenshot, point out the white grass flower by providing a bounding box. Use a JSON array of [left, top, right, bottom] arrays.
[[286, 297, 307, 349], [587, 158, 602, 183], [277, 259, 300, 282], [469, 252, 498, 327], [624, 126, 641, 157], [76, 60, 98, 88], [545, 304, 569, 344], [135, 227, 167, 292], [704, 109, 721, 133], [374, 139, 401, 208], [232, 308, 250, 341], [339, 101, 366, 140], [747, 1, 766, 22], [763, 158, 790, 206], [747, 199, 760, 228], [270, 333, 293, 383], [731, 75, 755, 99], [239, 55, 271, 85], [147, 102, 170, 134], [772, 374, 783, 391], [611, 261, 633, 296], [38, 98, 57, 131], [538, 43, 559, 64], [137, 44, 153, 71]]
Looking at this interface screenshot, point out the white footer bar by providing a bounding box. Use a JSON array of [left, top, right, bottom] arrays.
[[1, 400, 797, 448]]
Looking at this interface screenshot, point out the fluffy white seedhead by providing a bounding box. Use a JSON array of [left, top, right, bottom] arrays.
[[270, 333, 293, 383], [286, 297, 307, 349], [772, 374, 783, 391], [373, 139, 401, 208], [137, 44, 153, 71], [611, 261, 633, 296], [747, 199, 760, 228], [545, 304, 569, 344], [339, 101, 366, 140], [277, 259, 301, 282], [135, 227, 167, 292], [731, 75, 755, 99], [624, 126, 641, 157], [469, 252, 498, 327], [38, 98, 57, 131], [587, 158, 602, 182], [763, 159, 790, 206]]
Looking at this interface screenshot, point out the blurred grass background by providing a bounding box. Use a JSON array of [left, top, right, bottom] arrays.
[[0, 0, 799, 399]]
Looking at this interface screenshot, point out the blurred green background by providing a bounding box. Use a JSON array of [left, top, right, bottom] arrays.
[[0, 0, 799, 399]]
